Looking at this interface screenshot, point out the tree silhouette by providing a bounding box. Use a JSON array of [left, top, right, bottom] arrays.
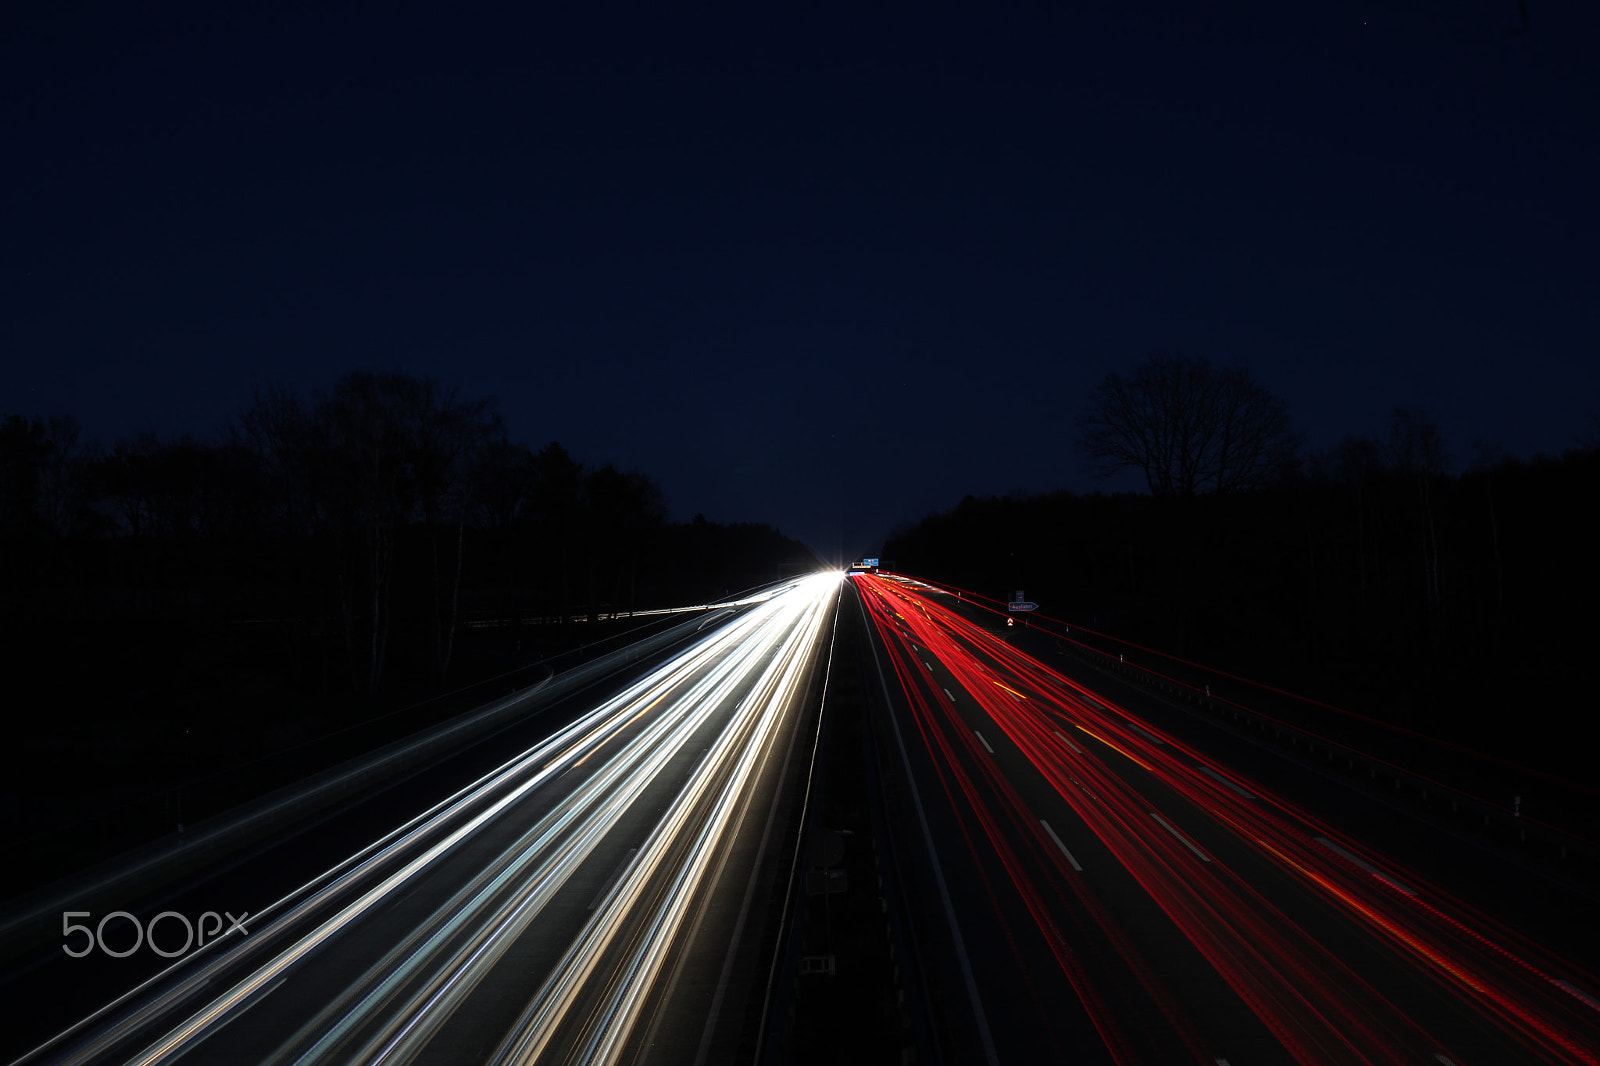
[[236, 383, 323, 536], [0, 414, 50, 533], [1077, 353, 1299, 497], [1387, 408, 1449, 647], [465, 437, 538, 531], [583, 463, 667, 618]]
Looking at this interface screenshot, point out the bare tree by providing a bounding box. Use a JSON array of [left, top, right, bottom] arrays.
[[583, 464, 667, 618], [36, 414, 88, 534], [529, 442, 585, 622], [466, 437, 537, 530], [1329, 434, 1384, 600], [1077, 353, 1298, 496], [0, 414, 49, 532], [236, 383, 321, 536], [1388, 407, 1448, 644], [236, 374, 500, 691], [311, 370, 501, 693]]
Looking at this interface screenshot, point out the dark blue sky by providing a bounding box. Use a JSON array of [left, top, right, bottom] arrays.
[[5, 1, 1597, 560]]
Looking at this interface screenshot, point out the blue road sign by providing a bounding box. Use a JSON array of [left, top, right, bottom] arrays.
[[1008, 601, 1037, 612]]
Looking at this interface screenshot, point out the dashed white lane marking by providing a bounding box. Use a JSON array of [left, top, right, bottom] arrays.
[[1556, 979, 1600, 1012], [1316, 837, 1416, 896], [1053, 730, 1082, 754], [1434, 1055, 1458, 1065], [943, 687, 956, 701], [1150, 812, 1212, 862], [1127, 722, 1166, 745], [590, 848, 639, 909], [924, 661, 934, 671], [1200, 765, 1255, 799], [975, 730, 994, 754], [1040, 820, 1083, 871]]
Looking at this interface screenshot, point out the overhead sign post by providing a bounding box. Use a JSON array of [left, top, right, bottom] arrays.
[[1008, 591, 1037, 626]]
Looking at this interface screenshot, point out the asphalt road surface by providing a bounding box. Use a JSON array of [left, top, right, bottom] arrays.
[[5, 574, 837, 1066], [851, 571, 1600, 1065]]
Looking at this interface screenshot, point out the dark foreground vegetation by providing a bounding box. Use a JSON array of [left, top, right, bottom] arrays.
[[885, 431, 1599, 789], [0, 372, 816, 897]]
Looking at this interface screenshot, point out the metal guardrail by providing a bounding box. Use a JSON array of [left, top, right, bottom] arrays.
[[890, 572, 1600, 883], [1046, 625, 1600, 881]]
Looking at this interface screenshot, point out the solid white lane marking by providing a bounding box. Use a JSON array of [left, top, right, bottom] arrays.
[[1053, 730, 1082, 754], [1040, 820, 1083, 871], [1150, 812, 1211, 862], [975, 730, 994, 753], [1315, 837, 1416, 896], [1199, 765, 1255, 799]]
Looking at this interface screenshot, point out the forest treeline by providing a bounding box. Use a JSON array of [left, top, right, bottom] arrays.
[[1, 371, 817, 706], [886, 406, 1598, 767]]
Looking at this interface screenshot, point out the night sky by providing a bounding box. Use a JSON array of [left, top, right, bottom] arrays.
[[6, 0, 1597, 561]]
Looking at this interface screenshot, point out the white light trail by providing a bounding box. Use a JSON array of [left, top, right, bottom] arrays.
[[42, 575, 838, 1066]]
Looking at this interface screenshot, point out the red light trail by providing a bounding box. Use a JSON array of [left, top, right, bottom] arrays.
[[854, 572, 1600, 1065]]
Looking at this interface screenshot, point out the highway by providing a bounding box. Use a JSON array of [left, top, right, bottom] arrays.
[[11, 565, 1599, 1065], [851, 571, 1600, 1065], [7, 573, 838, 1066]]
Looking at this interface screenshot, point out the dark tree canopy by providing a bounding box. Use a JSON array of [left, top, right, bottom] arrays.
[[1077, 353, 1299, 496]]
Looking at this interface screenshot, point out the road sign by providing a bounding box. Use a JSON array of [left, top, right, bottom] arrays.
[[1008, 601, 1037, 612]]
